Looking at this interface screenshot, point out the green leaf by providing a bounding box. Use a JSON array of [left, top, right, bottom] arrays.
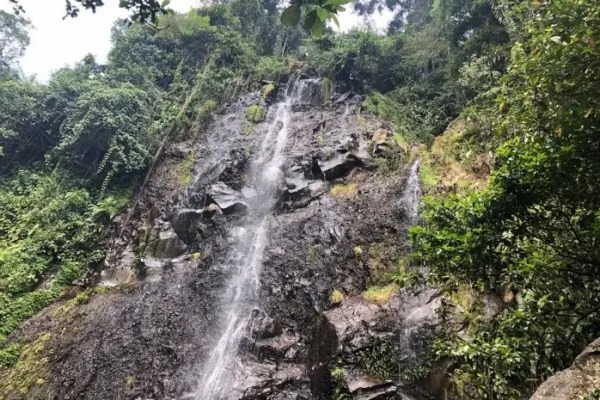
[[303, 10, 318, 30], [281, 5, 302, 26], [325, 0, 353, 6], [331, 12, 340, 28], [311, 20, 323, 37], [160, 0, 170, 7], [317, 8, 329, 22]]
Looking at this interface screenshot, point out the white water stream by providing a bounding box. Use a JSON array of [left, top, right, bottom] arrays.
[[401, 159, 421, 226], [188, 79, 319, 400]]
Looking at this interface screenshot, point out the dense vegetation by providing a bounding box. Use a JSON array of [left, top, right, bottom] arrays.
[[411, 0, 600, 398], [1, 0, 599, 398]]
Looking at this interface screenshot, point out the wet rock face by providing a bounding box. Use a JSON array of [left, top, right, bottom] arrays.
[[4, 86, 434, 400]]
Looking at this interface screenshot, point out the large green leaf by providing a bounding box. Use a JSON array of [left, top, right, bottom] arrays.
[[311, 19, 323, 37], [280, 4, 301, 26], [317, 8, 329, 22], [303, 9, 318, 30]]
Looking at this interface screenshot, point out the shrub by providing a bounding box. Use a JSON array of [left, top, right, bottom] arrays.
[[246, 104, 266, 123]]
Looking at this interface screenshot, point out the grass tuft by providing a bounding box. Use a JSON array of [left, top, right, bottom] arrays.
[[363, 284, 399, 305], [331, 183, 358, 199]]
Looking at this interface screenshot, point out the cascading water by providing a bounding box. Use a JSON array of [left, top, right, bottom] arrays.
[[400, 159, 421, 226], [397, 159, 428, 390], [187, 79, 319, 400]]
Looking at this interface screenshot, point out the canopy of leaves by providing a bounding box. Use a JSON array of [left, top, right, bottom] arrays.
[[412, 0, 600, 397]]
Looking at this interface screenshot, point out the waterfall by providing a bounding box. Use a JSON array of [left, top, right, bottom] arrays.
[[187, 79, 319, 400], [400, 159, 421, 226], [397, 159, 427, 390]]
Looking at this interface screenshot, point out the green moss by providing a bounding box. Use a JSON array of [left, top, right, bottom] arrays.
[[176, 152, 195, 188], [393, 132, 408, 152], [194, 99, 217, 123], [418, 153, 442, 191], [330, 289, 344, 304], [353, 246, 363, 261], [242, 125, 254, 136], [331, 367, 345, 382], [54, 286, 109, 317], [331, 183, 358, 199], [125, 375, 137, 387], [262, 83, 275, 99], [0, 333, 51, 398], [308, 244, 321, 264], [246, 104, 266, 123]]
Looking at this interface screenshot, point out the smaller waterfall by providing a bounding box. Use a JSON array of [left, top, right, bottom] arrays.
[[188, 78, 322, 400], [396, 159, 431, 397], [400, 159, 421, 226]]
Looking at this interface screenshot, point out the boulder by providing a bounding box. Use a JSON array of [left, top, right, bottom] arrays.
[[371, 128, 391, 155], [148, 230, 187, 259], [530, 337, 600, 400], [208, 182, 248, 214], [170, 208, 203, 234], [319, 153, 361, 180]]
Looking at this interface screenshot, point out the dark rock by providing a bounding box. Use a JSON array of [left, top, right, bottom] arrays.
[[208, 182, 248, 214], [319, 153, 361, 180], [148, 230, 187, 259], [170, 208, 204, 243]]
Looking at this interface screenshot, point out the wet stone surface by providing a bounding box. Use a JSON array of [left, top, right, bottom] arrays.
[[4, 84, 437, 400]]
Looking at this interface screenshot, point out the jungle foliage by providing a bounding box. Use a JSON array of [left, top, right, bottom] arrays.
[[411, 0, 600, 398], [1, 0, 599, 398]]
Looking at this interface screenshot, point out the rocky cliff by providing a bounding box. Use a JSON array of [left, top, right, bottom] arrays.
[[0, 79, 438, 400]]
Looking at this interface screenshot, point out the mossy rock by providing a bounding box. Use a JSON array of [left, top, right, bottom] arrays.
[[0, 333, 52, 398], [246, 104, 266, 123], [262, 83, 276, 99]]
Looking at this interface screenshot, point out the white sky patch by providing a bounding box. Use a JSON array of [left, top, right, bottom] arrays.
[[0, 0, 199, 82], [336, 8, 393, 33], [0, 0, 392, 82]]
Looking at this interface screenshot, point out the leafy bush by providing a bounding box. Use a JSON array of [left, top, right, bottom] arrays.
[[0, 171, 124, 352], [412, 0, 600, 397]]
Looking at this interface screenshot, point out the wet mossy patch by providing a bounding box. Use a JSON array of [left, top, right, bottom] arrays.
[[0, 333, 52, 399], [246, 104, 266, 123]]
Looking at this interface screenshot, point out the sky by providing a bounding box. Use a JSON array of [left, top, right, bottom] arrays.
[[0, 0, 392, 82]]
